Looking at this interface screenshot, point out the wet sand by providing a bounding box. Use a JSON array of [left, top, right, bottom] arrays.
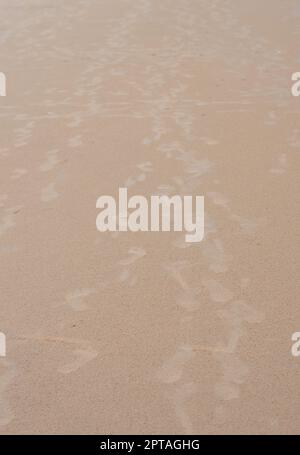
[[0, 0, 299, 434]]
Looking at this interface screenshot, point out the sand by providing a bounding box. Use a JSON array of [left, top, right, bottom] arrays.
[[0, 0, 299, 434]]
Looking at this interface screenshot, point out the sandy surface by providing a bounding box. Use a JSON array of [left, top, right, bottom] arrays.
[[0, 0, 299, 434]]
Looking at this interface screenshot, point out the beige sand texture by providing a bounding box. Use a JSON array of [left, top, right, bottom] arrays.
[[0, 0, 299, 435]]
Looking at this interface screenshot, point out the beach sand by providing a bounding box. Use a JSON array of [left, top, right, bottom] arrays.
[[0, 0, 299, 434]]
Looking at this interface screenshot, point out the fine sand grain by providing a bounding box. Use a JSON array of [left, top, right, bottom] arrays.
[[0, 0, 299, 434]]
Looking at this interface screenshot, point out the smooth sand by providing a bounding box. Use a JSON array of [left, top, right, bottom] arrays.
[[0, 0, 299, 434]]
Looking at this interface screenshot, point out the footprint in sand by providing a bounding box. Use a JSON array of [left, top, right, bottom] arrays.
[[124, 161, 153, 187], [199, 136, 219, 146], [231, 214, 259, 235], [204, 213, 217, 236], [58, 348, 98, 374], [0, 195, 8, 208], [142, 137, 152, 145], [158, 142, 183, 159], [117, 247, 146, 285], [217, 299, 264, 325], [0, 147, 9, 158], [265, 111, 277, 126], [64, 289, 96, 311], [288, 129, 300, 148], [124, 172, 146, 187], [14, 334, 98, 376], [172, 234, 192, 249], [67, 114, 83, 128], [11, 168, 28, 179], [207, 191, 230, 210], [68, 135, 82, 148], [213, 297, 264, 402], [0, 211, 17, 239], [39, 149, 61, 172], [176, 289, 201, 311], [202, 279, 233, 303], [118, 247, 146, 266], [270, 153, 287, 175], [118, 269, 137, 286], [202, 238, 231, 273], [184, 158, 214, 179], [136, 161, 153, 173], [41, 182, 58, 202], [156, 184, 176, 196], [173, 381, 196, 434], [14, 141, 28, 148], [214, 354, 249, 401], [164, 261, 190, 290], [124, 176, 136, 188], [136, 173, 146, 182], [157, 345, 194, 384]]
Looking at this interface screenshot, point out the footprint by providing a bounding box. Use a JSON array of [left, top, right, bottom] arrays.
[[214, 404, 227, 424], [123, 162, 152, 188], [64, 289, 95, 311], [176, 289, 200, 311], [184, 158, 213, 178], [118, 269, 137, 286], [136, 173, 146, 182], [68, 135, 82, 148], [118, 247, 146, 266], [157, 345, 194, 384], [202, 279, 233, 303], [214, 354, 249, 401], [231, 214, 259, 235], [0, 212, 16, 239], [0, 195, 8, 208], [164, 261, 190, 290], [215, 381, 239, 401], [39, 149, 60, 172], [265, 111, 277, 126], [200, 136, 219, 145], [67, 114, 83, 128], [124, 176, 136, 188], [156, 184, 176, 196], [11, 168, 28, 179], [207, 192, 230, 210], [58, 348, 98, 374], [202, 239, 230, 273], [172, 234, 192, 249], [270, 153, 287, 175], [172, 382, 196, 434], [217, 300, 264, 325], [41, 182, 58, 202], [16, 334, 98, 376], [213, 298, 264, 403], [136, 161, 153, 173], [158, 142, 183, 159]]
